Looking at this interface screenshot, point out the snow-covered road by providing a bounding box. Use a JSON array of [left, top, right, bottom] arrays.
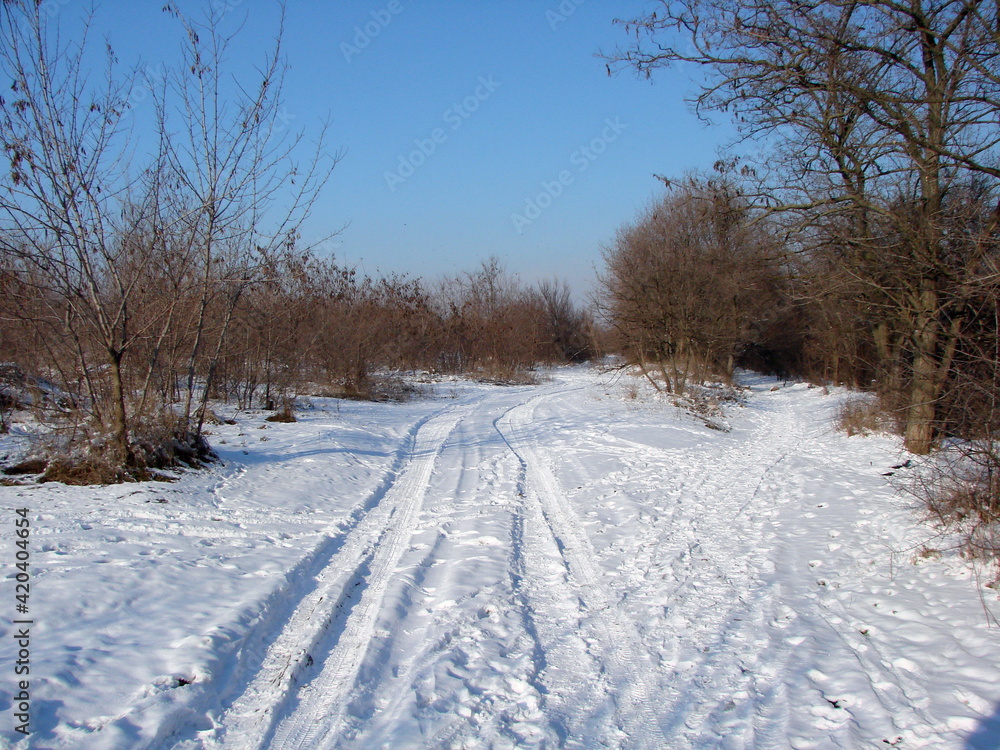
[[2, 367, 998, 749]]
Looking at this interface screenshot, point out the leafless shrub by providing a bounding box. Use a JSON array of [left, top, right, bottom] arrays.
[[910, 444, 1000, 579], [597, 175, 787, 394], [134, 423, 215, 471], [201, 410, 236, 426], [475, 363, 540, 386], [704, 382, 747, 406], [537, 278, 594, 363], [434, 258, 553, 382], [366, 374, 427, 402], [680, 383, 746, 432], [8, 408, 214, 485], [0, 1, 333, 479], [836, 395, 902, 437]]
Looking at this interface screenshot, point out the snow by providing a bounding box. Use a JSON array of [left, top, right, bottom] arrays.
[[1, 367, 998, 749]]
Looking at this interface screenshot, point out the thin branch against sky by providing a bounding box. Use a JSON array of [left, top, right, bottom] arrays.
[[40, 0, 732, 295]]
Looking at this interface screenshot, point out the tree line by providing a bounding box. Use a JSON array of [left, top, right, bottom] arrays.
[[603, 0, 1000, 564], [0, 2, 591, 481]]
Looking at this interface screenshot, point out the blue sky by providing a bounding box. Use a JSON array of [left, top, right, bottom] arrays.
[[70, 0, 735, 296]]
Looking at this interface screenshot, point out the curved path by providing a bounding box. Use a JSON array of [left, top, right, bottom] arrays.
[[183, 369, 997, 750]]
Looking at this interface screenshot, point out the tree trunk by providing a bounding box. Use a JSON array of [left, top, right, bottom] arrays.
[[904, 285, 941, 454], [654, 352, 673, 393], [107, 348, 131, 464]]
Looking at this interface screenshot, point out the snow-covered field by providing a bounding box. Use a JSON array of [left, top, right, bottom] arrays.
[[1, 366, 998, 749]]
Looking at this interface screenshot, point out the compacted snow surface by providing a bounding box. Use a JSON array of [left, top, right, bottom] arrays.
[[1, 367, 999, 749]]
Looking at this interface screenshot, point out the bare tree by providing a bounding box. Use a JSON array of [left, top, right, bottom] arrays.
[[435, 258, 550, 382], [608, 0, 1000, 453], [599, 176, 785, 392], [156, 2, 337, 434], [537, 278, 593, 363], [0, 2, 156, 466], [0, 1, 336, 476]]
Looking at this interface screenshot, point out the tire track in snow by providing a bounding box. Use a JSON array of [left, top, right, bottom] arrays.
[[334, 396, 556, 749], [503, 449, 611, 748], [264, 404, 472, 750], [499, 378, 812, 747], [332, 481, 486, 748], [496, 387, 670, 749], [149, 407, 455, 750], [206, 401, 474, 750]]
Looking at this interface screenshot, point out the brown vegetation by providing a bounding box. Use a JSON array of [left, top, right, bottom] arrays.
[[0, 3, 592, 484], [606, 0, 1000, 567], [598, 175, 791, 392]]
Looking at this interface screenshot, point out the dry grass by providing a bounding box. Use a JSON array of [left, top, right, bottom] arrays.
[[41, 456, 128, 485], [310, 374, 427, 403], [1, 410, 216, 486], [265, 407, 297, 423], [909, 444, 1000, 582], [474, 363, 540, 386], [836, 394, 901, 436]]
